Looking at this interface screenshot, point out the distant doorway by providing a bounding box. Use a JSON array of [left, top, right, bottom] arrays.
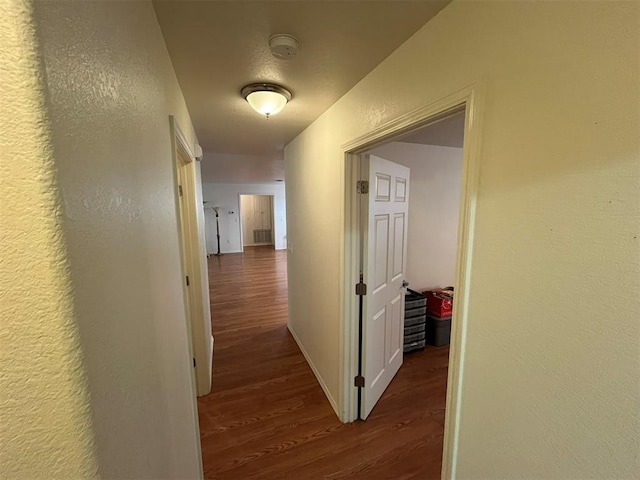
[[240, 194, 275, 249]]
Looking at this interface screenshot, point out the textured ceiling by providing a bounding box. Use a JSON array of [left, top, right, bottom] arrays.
[[153, 0, 450, 165], [199, 113, 465, 184], [200, 152, 284, 184]]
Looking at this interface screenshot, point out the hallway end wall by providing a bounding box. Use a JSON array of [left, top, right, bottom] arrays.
[[201, 183, 287, 254]]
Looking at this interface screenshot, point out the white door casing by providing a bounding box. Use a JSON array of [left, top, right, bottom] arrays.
[[361, 154, 410, 419], [171, 116, 213, 400]]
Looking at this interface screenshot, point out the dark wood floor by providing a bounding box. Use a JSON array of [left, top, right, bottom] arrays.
[[198, 246, 449, 479]]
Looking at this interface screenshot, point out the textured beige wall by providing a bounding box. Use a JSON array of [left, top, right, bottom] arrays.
[[285, 1, 640, 477], [0, 0, 98, 477], [29, 1, 202, 477]]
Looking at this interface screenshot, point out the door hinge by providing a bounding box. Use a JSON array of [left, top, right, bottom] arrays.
[[185, 275, 190, 287], [178, 185, 183, 197], [354, 375, 365, 388], [356, 180, 369, 194], [355, 281, 367, 296], [193, 358, 196, 368]]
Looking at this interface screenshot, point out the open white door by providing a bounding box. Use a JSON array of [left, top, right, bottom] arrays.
[[360, 154, 410, 419]]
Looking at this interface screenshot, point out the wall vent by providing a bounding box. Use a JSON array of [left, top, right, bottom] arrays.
[[253, 229, 272, 244]]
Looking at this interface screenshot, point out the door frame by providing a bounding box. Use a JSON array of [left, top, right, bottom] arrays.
[[170, 116, 213, 400], [340, 82, 485, 479]]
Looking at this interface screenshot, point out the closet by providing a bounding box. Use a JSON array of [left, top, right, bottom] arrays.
[[240, 195, 274, 247]]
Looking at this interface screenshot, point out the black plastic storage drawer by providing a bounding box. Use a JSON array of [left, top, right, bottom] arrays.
[[404, 339, 426, 353], [405, 289, 427, 310], [404, 323, 426, 336], [404, 331, 426, 344], [404, 314, 426, 327], [405, 306, 427, 318]]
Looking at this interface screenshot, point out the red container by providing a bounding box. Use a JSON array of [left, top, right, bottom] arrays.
[[423, 290, 453, 318]]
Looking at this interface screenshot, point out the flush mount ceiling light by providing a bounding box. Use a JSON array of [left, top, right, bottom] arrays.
[[241, 83, 292, 118]]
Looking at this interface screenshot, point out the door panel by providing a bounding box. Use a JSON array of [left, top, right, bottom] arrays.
[[389, 293, 403, 364], [395, 178, 407, 202], [369, 306, 387, 389], [392, 213, 405, 281], [361, 154, 410, 419], [373, 215, 389, 293], [263, 196, 273, 230], [375, 173, 391, 201]]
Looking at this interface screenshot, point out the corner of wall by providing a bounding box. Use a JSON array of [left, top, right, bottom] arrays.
[[287, 324, 341, 418]]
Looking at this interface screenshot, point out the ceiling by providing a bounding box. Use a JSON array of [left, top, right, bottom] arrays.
[[199, 111, 465, 184], [397, 111, 465, 148], [200, 152, 284, 184], [153, 1, 450, 182]]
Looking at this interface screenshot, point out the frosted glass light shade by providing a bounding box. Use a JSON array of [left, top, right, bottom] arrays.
[[246, 91, 288, 116], [241, 84, 292, 118]]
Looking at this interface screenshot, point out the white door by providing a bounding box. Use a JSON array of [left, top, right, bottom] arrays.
[[254, 195, 273, 230], [360, 154, 410, 419]]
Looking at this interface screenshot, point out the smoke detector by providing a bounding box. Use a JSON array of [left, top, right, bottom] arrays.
[[269, 34, 299, 60]]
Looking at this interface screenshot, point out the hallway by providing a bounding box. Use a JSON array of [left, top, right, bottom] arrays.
[[198, 247, 449, 479]]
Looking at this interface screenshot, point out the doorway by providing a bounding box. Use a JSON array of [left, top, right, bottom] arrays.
[[342, 85, 483, 477], [240, 194, 275, 249], [170, 116, 214, 400], [356, 110, 466, 420]]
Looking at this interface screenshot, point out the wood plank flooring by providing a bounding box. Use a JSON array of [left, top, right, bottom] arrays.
[[198, 246, 449, 479]]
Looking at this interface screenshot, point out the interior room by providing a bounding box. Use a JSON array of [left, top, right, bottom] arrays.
[[352, 111, 466, 447], [371, 112, 465, 296], [201, 182, 287, 255]]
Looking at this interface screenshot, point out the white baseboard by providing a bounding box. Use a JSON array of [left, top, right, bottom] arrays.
[[287, 324, 341, 420]]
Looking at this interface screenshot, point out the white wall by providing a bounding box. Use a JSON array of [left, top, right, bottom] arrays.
[[371, 143, 463, 291], [1, 0, 98, 476], [32, 1, 202, 478], [202, 183, 287, 253], [285, 1, 639, 478]]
